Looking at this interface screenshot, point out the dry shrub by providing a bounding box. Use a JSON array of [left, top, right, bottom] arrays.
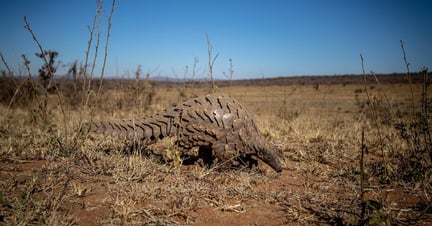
[[59, 61, 86, 108], [0, 76, 38, 108], [393, 68, 432, 184], [2, 82, 431, 225], [35, 50, 58, 94], [359, 68, 432, 186]]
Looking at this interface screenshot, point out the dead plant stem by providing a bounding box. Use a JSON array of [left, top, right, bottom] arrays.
[[206, 33, 218, 93], [85, 0, 103, 108], [360, 54, 387, 166], [24, 17, 52, 75], [97, 0, 116, 96], [0, 52, 13, 76], [421, 68, 432, 158], [6, 55, 39, 111], [82, 2, 99, 106], [23, 16, 68, 140], [400, 40, 416, 116], [360, 127, 366, 221]]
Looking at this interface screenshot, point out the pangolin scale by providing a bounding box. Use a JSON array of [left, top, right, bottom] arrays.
[[85, 94, 282, 172]]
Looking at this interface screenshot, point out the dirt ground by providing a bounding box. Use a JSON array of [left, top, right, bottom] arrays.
[[1, 80, 431, 225]]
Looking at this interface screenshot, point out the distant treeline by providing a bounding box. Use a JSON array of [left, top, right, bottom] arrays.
[[216, 73, 427, 87], [3, 72, 428, 90]]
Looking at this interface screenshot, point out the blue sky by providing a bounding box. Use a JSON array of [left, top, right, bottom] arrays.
[[0, 0, 431, 80]]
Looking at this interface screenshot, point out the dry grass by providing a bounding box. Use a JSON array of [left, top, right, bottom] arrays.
[[0, 79, 431, 225]]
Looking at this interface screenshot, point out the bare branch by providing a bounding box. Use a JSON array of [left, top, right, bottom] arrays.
[[206, 33, 218, 93], [23, 16, 53, 77], [82, 0, 101, 105], [0, 52, 13, 77], [96, 0, 116, 96], [400, 40, 416, 115]]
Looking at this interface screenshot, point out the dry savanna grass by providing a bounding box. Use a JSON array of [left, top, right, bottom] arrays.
[[0, 76, 431, 225]]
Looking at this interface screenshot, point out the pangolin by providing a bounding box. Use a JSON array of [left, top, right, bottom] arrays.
[[85, 94, 282, 172]]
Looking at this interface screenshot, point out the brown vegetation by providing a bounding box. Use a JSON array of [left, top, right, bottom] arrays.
[[0, 72, 431, 225]]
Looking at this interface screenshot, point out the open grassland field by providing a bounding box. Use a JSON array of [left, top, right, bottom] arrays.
[[0, 75, 431, 225]]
